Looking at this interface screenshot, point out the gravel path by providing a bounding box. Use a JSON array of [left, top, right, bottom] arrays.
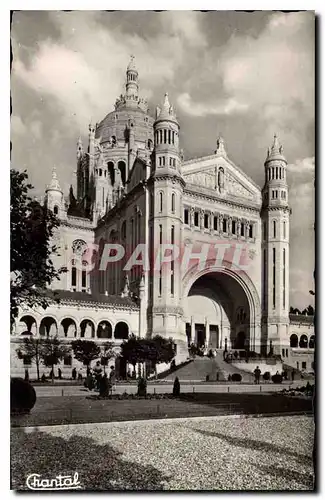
[[11, 415, 314, 491]]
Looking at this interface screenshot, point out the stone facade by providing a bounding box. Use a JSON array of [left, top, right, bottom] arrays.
[[11, 57, 314, 377]]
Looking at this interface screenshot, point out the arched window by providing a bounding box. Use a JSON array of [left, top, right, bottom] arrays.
[[164, 129, 167, 143], [53, 205, 59, 215], [309, 335, 315, 349], [171, 193, 175, 213], [273, 220, 276, 238], [107, 162, 115, 185], [299, 335, 308, 348], [118, 161, 126, 185], [159, 192, 163, 212], [99, 168, 102, 177], [19, 315, 37, 335], [290, 334, 298, 348]]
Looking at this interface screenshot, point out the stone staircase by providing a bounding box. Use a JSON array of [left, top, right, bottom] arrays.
[[162, 353, 255, 383]]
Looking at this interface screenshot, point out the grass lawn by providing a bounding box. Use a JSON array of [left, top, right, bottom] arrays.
[[11, 393, 313, 428]]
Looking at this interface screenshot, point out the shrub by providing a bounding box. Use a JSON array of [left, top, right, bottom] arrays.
[[263, 371, 271, 381], [231, 373, 242, 382], [137, 377, 147, 397], [11, 378, 36, 414], [271, 374, 283, 384], [41, 373, 46, 382], [173, 376, 180, 397]]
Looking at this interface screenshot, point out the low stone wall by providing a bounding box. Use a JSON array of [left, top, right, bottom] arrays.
[[231, 361, 283, 376]]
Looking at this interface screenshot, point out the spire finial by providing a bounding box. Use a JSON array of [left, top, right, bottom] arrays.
[[163, 92, 170, 109], [127, 54, 137, 72]]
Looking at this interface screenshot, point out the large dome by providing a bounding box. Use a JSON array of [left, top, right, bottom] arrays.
[[95, 108, 154, 147]]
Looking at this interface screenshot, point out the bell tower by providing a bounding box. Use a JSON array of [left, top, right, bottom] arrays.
[[261, 134, 290, 356], [148, 93, 187, 360]]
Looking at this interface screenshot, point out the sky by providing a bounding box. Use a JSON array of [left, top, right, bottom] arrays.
[[10, 10, 315, 310]]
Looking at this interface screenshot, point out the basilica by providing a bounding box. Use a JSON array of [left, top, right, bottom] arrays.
[[11, 57, 314, 378]]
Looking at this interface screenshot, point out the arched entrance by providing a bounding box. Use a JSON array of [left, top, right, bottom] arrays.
[[183, 264, 260, 353]]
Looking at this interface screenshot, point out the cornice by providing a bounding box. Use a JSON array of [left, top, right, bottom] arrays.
[[184, 187, 260, 214]]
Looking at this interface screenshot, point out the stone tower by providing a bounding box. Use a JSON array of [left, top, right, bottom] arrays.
[[261, 134, 290, 356], [148, 93, 187, 359], [44, 167, 65, 218]]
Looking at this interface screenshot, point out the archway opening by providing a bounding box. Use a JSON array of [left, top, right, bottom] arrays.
[[61, 318, 77, 338], [80, 320, 95, 339], [118, 161, 126, 186], [19, 315, 37, 335], [97, 321, 113, 339], [114, 321, 129, 340], [184, 271, 251, 352], [299, 334, 308, 348], [290, 334, 298, 348], [309, 335, 315, 349], [39, 317, 57, 337], [107, 161, 115, 185]]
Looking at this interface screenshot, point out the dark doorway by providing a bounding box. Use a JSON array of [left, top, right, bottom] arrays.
[[235, 331, 246, 350], [196, 324, 205, 348], [186, 323, 191, 346]]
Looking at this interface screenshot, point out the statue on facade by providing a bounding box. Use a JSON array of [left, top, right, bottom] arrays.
[[218, 167, 225, 189]]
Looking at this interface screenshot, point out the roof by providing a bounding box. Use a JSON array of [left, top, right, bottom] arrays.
[[48, 289, 139, 309], [289, 313, 314, 324]]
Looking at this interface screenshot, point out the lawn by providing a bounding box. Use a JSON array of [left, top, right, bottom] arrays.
[[11, 392, 313, 427]]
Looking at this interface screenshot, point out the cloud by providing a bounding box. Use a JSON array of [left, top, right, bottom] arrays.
[[11, 115, 27, 136], [12, 11, 207, 132], [177, 92, 248, 117]]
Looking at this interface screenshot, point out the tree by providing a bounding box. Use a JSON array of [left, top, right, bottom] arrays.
[[16, 335, 70, 382], [120, 335, 176, 379], [101, 342, 116, 373], [10, 169, 66, 329], [71, 340, 101, 368], [16, 337, 43, 381], [41, 336, 71, 383]]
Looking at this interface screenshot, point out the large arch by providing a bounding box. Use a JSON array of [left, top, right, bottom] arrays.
[[182, 261, 261, 352], [309, 335, 315, 349], [39, 317, 58, 337], [299, 334, 308, 348]]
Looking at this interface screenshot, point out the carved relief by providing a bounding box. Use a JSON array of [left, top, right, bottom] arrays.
[[226, 172, 254, 200]]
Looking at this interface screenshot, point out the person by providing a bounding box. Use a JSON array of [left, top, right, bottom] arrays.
[[58, 368, 62, 380], [72, 367, 77, 380], [78, 367, 83, 381], [86, 366, 91, 378], [109, 365, 116, 392], [291, 370, 295, 381], [254, 366, 261, 384], [93, 361, 103, 390]]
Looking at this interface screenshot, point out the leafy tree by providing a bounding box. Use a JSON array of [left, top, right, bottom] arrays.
[[16, 337, 43, 381], [71, 340, 101, 368], [10, 169, 66, 329], [120, 335, 175, 379], [16, 335, 70, 381], [41, 336, 71, 383]]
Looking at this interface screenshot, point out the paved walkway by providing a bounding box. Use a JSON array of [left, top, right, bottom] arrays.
[[35, 380, 306, 397], [11, 414, 315, 490]]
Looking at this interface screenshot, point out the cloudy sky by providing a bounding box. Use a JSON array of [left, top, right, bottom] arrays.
[[11, 10, 315, 309]]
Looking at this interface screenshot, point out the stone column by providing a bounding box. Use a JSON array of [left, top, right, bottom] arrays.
[[205, 318, 210, 349], [190, 316, 195, 344]]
